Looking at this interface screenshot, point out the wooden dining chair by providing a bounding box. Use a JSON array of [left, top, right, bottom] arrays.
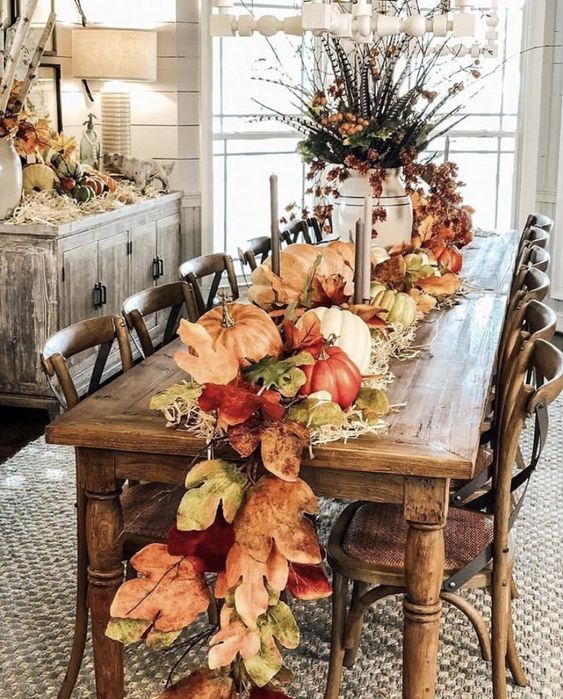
[[179, 252, 239, 316], [41, 315, 134, 409], [238, 236, 271, 272], [324, 337, 563, 699], [519, 244, 550, 273], [122, 281, 200, 359], [282, 218, 312, 244], [515, 226, 550, 270], [307, 217, 324, 243], [41, 317, 185, 699]]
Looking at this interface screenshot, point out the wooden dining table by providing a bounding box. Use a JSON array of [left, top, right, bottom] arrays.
[[46, 229, 519, 699]]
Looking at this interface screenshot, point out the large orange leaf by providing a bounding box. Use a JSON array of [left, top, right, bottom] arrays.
[[208, 607, 261, 670], [157, 670, 236, 698], [215, 543, 289, 627], [167, 509, 235, 572], [417, 273, 461, 296], [174, 320, 239, 385], [311, 273, 351, 307], [108, 544, 209, 638], [282, 314, 324, 354], [234, 476, 322, 564], [199, 382, 284, 430]]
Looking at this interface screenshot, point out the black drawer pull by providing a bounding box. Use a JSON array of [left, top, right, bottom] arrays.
[[93, 282, 103, 309], [152, 257, 160, 279], [158, 257, 164, 277]]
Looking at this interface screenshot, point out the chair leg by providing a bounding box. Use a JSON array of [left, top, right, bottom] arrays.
[[324, 571, 349, 699], [506, 596, 527, 687], [491, 573, 510, 699], [441, 592, 492, 662], [343, 581, 367, 668], [57, 487, 89, 699]]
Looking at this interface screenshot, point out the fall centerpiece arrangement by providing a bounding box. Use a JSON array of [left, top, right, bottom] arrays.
[[105, 200, 471, 695], [259, 27, 482, 246]]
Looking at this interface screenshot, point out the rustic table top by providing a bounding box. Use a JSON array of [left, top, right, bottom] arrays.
[[46, 230, 519, 480]]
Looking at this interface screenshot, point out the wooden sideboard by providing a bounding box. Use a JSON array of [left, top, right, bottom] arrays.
[[0, 192, 186, 415]]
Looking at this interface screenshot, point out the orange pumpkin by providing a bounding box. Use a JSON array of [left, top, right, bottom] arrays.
[[248, 241, 357, 310], [198, 302, 283, 365]]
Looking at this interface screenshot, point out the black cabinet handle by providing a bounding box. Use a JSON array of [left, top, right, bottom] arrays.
[[152, 257, 160, 279], [158, 257, 164, 277], [93, 282, 102, 309], [101, 283, 107, 306]]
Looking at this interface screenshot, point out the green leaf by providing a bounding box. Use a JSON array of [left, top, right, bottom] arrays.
[[105, 618, 150, 645], [287, 398, 347, 428], [266, 602, 299, 650], [300, 255, 323, 308], [243, 603, 299, 687], [147, 629, 182, 650], [149, 381, 202, 411], [242, 352, 315, 398], [354, 387, 390, 423], [177, 460, 248, 531]]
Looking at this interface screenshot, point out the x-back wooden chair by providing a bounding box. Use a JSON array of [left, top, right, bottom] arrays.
[[122, 281, 199, 359], [179, 252, 239, 316], [238, 236, 271, 273], [41, 316, 185, 699], [523, 212, 553, 235], [324, 334, 563, 699]]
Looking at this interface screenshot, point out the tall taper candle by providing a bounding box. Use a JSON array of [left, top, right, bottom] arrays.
[[353, 218, 364, 304], [270, 174, 281, 277], [362, 196, 372, 302]]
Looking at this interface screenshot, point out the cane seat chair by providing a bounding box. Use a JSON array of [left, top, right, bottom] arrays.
[[122, 281, 199, 359], [179, 252, 239, 316], [238, 236, 271, 273], [324, 334, 563, 699], [41, 317, 185, 699]]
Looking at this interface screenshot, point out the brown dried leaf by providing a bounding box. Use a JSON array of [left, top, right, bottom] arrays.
[[157, 670, 236, 698], [260, 421, 310, 482], [417, 273, 462, 296], [234, 476, 321, 564], [311, 273, 351, 307], [373, 255, 407, 288]]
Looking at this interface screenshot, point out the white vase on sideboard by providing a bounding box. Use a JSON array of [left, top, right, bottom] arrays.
[[332, 167, 413, 247], [0, 139, 23, 220]]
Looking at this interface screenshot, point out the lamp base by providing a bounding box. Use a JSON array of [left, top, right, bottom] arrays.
[[101, 92, 131, 157]]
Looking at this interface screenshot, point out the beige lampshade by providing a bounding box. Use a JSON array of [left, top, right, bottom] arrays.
[[72, 28, 157, 82]]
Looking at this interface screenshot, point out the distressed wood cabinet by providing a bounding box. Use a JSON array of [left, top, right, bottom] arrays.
[[0, 192, 184, 414]]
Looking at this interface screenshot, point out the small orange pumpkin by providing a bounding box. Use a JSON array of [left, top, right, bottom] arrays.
[[198, 302, 283, 366]]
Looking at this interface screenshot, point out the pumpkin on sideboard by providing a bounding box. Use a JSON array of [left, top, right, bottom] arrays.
[[298, 306, 372, 374], [22, 163, 59, 192], [197, 301, 283, 366]]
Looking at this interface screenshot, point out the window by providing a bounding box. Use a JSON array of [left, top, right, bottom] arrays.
[[212, 2, 307, 257], [212, 1, 525, 252]]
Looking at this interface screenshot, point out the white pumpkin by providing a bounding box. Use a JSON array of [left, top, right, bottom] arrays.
[[298, 307, 372, 374]]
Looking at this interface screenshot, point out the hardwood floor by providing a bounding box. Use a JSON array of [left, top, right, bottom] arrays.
[[0, 406, 50, 465]]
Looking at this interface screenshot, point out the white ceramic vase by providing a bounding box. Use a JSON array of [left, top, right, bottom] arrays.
[[333, 167, 413, 247], [0, 138, 23, 220]]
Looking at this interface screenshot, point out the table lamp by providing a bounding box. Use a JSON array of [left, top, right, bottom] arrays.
[[71, 27, 157, 156]]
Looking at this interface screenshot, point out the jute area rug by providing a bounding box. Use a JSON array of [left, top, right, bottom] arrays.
[[1, 399, 562, 698]]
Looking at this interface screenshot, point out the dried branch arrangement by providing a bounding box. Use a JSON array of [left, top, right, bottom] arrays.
[[0, 0, 56, 118]]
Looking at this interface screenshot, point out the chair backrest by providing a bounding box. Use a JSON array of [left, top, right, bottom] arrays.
[[499, 268, 550, 381], [122, 281, 199, 358], [524, 212, 554, 235], [492, 338, 563, 569], [282, 219, 312, 245], [238, 236, 271, 272], [179, 253, 239, 316], [521, 244, 550, 273], [498, 300, 557, 416], [307, 217, 324, 243], [41, 315, 133, 410]]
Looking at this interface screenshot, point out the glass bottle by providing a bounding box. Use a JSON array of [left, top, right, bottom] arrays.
[[80, 113, 101, 169]]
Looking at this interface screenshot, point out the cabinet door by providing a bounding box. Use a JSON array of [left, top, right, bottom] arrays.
[[0, 238, 58, 397], [130, 221, 157, 295], [98, 230, 130, 315], [62, 240, 100, 326], [156, 214, 181, 286]]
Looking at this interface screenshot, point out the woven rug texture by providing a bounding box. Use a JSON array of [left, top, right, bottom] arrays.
[[0, 399, 562, 698]]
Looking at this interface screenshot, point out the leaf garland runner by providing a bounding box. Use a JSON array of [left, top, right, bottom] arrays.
[[106, 225, 471, 697]]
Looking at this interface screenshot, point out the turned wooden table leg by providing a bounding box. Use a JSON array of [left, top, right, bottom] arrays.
[[402, 477, 449, 699], [81, 448, 125, 699]]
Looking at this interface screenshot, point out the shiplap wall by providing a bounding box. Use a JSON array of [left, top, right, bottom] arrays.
[[41, 0, 203, 259]]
